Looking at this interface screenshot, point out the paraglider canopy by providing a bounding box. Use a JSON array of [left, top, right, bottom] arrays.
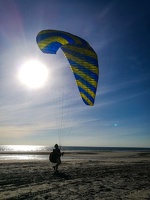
[[36, 30, 99, 106]]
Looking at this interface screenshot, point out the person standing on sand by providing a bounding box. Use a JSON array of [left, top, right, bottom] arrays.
[[49, 144, 64, 172]]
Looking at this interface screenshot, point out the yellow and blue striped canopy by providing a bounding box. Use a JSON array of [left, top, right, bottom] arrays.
[[36, 30, 99, 106]]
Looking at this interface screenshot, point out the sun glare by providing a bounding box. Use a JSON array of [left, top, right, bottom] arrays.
[[18, 60, 49, 89]]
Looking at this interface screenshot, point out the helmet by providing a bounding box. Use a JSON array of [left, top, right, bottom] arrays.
[[54, 144, 58, 148]]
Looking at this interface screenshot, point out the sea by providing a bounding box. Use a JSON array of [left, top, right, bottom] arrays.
[[0, 145, 150, 161]]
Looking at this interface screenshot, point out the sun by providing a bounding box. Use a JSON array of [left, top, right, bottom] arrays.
[[18, 60, 49, 89]]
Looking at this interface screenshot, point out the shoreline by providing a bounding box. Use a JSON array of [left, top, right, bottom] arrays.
[[0, 149, 150, 154], [0, 151, 150, 164]]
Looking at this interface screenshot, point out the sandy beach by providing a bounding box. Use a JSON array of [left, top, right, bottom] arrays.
[[0, 151, 150, 200]]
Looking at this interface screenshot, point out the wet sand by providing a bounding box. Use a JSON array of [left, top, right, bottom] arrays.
[[0, 151, 150, 200]]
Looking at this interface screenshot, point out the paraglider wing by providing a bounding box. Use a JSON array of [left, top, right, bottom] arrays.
[[36, 30, 99, 106]]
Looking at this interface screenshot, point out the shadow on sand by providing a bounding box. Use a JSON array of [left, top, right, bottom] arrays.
[[52, 171, 71, 180]]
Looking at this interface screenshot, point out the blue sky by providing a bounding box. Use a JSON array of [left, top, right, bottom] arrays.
[[0, 0, 150, 147]]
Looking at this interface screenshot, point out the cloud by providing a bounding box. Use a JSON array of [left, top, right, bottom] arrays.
[[96, 75, 150, 107]]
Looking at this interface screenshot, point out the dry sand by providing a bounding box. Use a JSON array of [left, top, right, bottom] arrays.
[[0, 151, 150, 200]]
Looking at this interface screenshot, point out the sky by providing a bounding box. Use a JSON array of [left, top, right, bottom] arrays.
[[0, 0, 150, 148]]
